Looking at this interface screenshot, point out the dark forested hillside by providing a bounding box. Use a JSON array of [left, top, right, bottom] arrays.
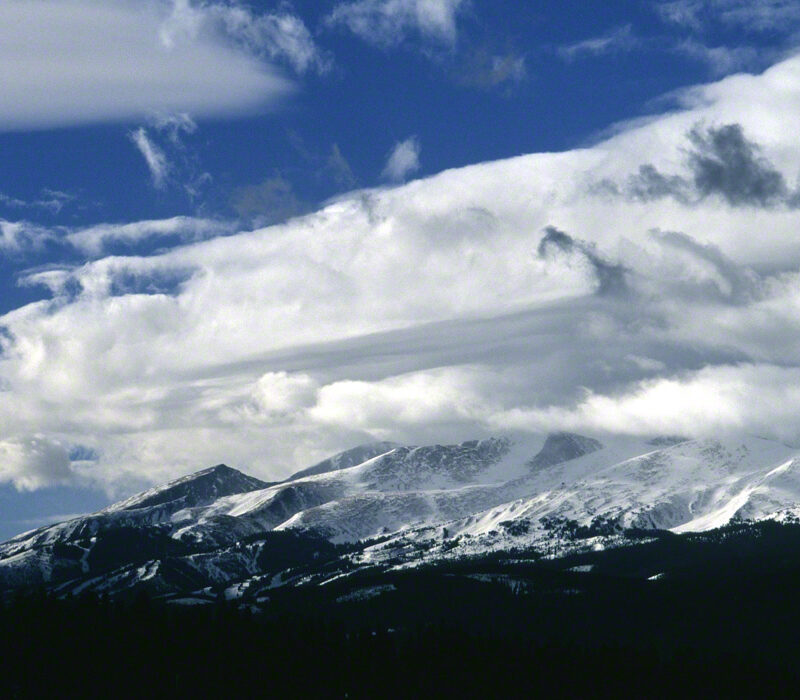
[[4, 520, 800, 698]]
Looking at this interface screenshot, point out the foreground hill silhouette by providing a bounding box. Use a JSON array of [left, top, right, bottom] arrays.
[[4, 519, 800, 697]]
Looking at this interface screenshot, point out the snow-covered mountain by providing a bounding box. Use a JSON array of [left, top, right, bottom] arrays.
[[4, 431, 800, 600]]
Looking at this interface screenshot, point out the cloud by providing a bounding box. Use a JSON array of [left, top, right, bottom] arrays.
[[493, 364, 800, 444], [453, 49, 527, 91], [0, 216, 233, 260], [0, 0, 299, 132], [673, 40, 761, 76], [133, 112, 213, 198], [66, 217, 235, 256], [558, 24, 639, 61], [209, 5, 332, 75], [688, 123, 788, 205], [251, 371, 319, 416], [230, 176, 307, 224], [326, 0, 467, 49], [7, 54, 800, 489], [537, 226, 628, 297], [160, 0, 331, 75], [149, 112, 198, 144], [0, 220, 57, 253], [325, 144, 358, 190], [0, 436, 73, 491], [718, 0, 800, 30], [0, 190, 75, 215], [382, 137, 421, 182], [616, 123, 791, 207], [130, 128, 171, 189], [656, 0, 705, 29], [658, 0, 800, 31], [309, 368, 491, 439]]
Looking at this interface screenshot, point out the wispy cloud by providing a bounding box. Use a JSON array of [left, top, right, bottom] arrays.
[[0, 190, 75, 215], [673, 40, 761, 76], [230, 177, 306, 225], [166, 0, 332, 75], [128, 112, 212, 196], [558, 24, 639, 61], [453, 49, 527, 91], [130, 128, 170, 189], [382, 137, 421, 182], [65, 216, 235, 256], [656, 0, 800, 32], [0, 220, 57, 252], [326, 0, 467, 49]]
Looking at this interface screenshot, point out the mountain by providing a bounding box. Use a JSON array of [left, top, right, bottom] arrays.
[[287, 442, 398, 480], [4, 431, 800, 601]]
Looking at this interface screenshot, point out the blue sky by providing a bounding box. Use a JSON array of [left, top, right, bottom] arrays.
[[3, 0, 800, 539]]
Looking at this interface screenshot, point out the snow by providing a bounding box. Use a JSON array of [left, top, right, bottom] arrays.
[[336, 584, 396, 603], [8, 432, 800, 597]]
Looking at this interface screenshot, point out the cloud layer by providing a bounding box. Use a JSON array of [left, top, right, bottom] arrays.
[[0, 0, 321, 131], [6, 56, 800, 491]]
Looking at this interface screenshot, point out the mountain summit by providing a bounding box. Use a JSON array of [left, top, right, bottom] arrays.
[[106, 464, 272, 513]]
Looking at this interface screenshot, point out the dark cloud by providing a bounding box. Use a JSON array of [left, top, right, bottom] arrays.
[[687, 123, 787, 206], [621, 123, 791, 207], [628, 164, 692, 203], [651, 229, 760, 304], [538, 226, 628, 296], [536, 225, 573, 256]]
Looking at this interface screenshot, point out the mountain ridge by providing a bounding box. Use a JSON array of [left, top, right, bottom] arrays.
[[5, 431, 800, 600]]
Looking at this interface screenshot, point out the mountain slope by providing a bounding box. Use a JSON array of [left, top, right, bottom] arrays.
[[4, 432, 800, 599]]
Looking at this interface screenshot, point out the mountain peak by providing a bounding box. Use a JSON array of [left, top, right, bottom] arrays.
[[287, 442, 400, 481], [529, 432, 603, 470], [107, 463, 272, 513]]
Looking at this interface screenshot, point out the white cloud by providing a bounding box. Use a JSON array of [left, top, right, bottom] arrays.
[[0, 189, 75, 214], [149, 112, 198, 144], [0, 220, 56, 252], [309, 368, 491, 439], [327, 0, 467, 48], [382, 137, 421, 182], [6, 55, 800, 489], [0, 216, 233, 260], [206, 4, 332, 75], [656, 0, 800, 32], [130, 128, 170, 189], [251, 372, 319, 415], [0, 0, 300, 132], [656, 1, 705, 29], [66, 216, 235, 256], [719, 0, 800, 30], [558, 24, 639, 61], [673, 40, 764, 77], [492, 364, 800, 443], [0, 436, 73, 491]]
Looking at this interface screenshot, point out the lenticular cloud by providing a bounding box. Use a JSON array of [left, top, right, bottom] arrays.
[[5, 56, 800, 489]]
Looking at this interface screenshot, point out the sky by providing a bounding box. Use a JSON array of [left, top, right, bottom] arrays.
[[3, 0, 800, 539]]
